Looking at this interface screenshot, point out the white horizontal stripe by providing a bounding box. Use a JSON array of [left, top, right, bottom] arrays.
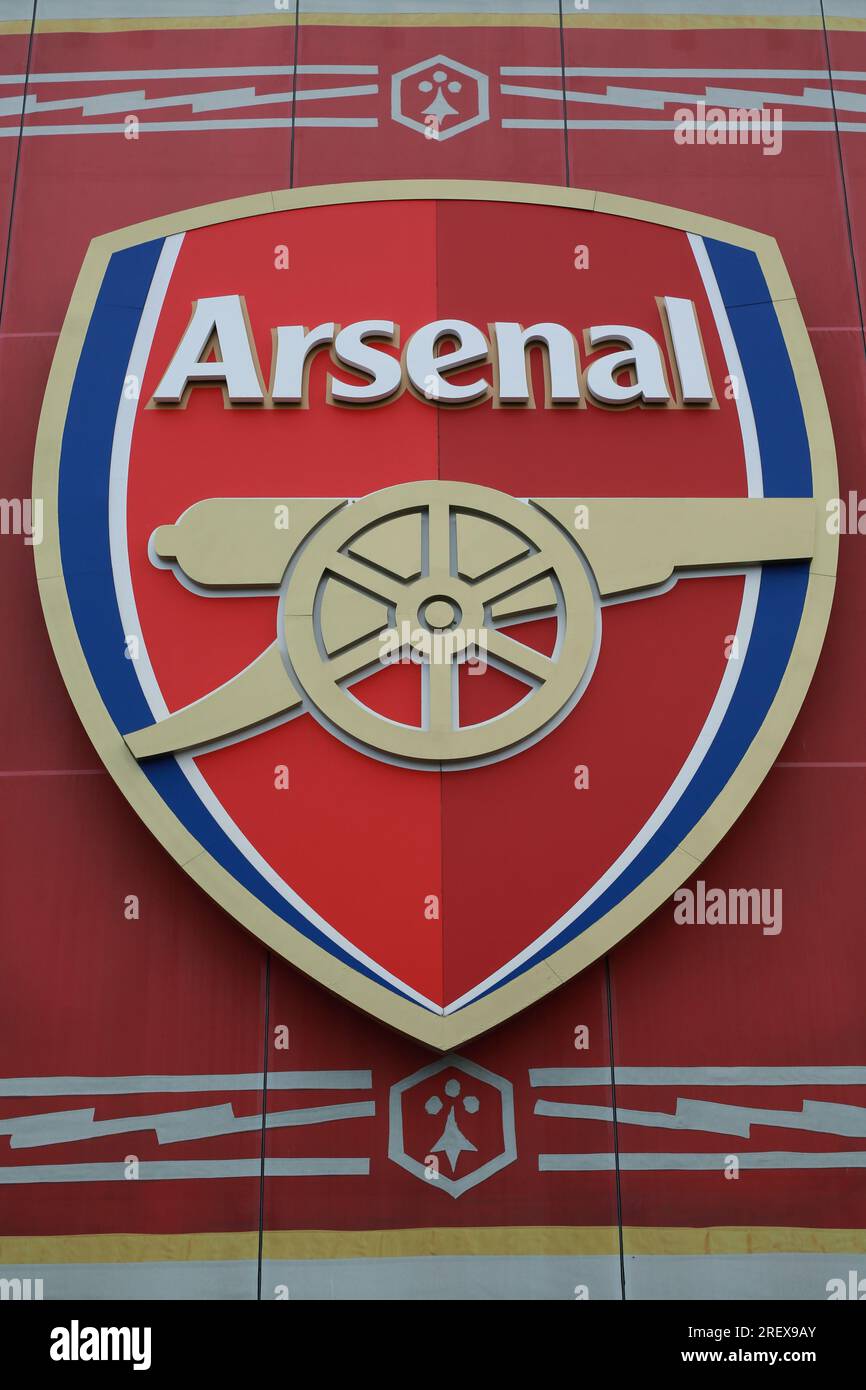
[[22, 0, 293, 14], [3, 1253, 848, 1302], [706, 83, 837, 109], [299, 0, 854, 12], [813, 85, 866, 111], [503, 80, 845, 111], [541, 1151, 866, 1171], [535, 1098, 866, 1138], [13, 83, 377, 116], [3, 1100, 375, 1149], [0, 117, 379, 134], [530, 1066, 866, 1087], [296, 115, 377, 126], [299, 65, 379, 74], [0, 67, 378, 85], [553, 0, 863, 12], [295, 83, 378, 100], [0, 1158, 369, 1184], [504, 67, 866, 79], [680, 1098, 866, 1137], [4, 1255, 624, 1301], [0, 1071, 372, 1095], [504, 118, 855, 130], [629, 1252, 865, 1302], [0, 66, 859, 88], [0, 0, 558, 15], [296, 0, 559, 11]]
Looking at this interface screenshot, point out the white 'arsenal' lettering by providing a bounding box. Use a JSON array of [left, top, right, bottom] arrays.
[[152, 294, 714, 409]]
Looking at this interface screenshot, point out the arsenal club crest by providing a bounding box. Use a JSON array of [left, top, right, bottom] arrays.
[[33, 182, 837, 1047]]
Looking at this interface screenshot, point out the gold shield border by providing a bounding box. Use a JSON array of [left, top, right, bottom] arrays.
[[32, 181, 838, 1050]]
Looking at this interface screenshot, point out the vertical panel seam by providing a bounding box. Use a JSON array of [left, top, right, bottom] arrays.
[[605, 956, 627, 1300], [0, 0, 37, 328], [557, 0, 570, 188], [289, 0, 300, 190], [261, 0, 298, 1301], [564, 0, 623, 1301], [256, 951, 271, 1300], [819, 0, 866, 363]]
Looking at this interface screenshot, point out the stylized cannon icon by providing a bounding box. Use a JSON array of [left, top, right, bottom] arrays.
[[126, 481, 814, 770]]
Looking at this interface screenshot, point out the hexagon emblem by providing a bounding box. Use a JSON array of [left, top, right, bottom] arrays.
[[388, 1054, 516, 1197], [390, 54, 489, 141]]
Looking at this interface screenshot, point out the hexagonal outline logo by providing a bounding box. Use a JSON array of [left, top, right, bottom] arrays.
[[390, 54, 490, 141], [388, 1053, 516, 1198]]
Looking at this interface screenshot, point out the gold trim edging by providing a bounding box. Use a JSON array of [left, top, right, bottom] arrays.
[[2, 1226, 865, 1265]]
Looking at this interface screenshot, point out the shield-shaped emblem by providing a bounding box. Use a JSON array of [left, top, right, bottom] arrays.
[[34, 182, 836, 1048]]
